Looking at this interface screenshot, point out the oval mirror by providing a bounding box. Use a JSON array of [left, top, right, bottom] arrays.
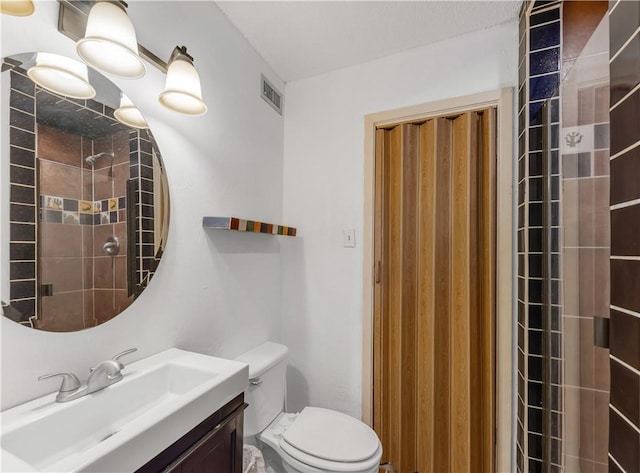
[[1, 52, 169, 331]]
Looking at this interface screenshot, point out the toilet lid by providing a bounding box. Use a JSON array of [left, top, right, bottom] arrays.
[[281, 407, 380, 463]]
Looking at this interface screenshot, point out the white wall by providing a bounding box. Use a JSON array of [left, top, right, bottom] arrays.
[[281, 20, 519, 418], [1, 1, 285, 410]]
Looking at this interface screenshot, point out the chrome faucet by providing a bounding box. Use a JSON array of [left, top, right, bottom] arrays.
[[87, 348, 136, 393], [38, 348, 137, 403], [37, 372, 84, 403]]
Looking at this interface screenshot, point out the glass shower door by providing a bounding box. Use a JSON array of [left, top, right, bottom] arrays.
[[560, 14, 611, 470], [517, 2, 612, 472]]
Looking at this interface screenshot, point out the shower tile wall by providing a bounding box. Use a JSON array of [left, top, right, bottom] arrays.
[[36, 125, 132, 329], [129, 130, 158, 290], [607, 1, 640, 472], [560, 3, 610, 471], [519, 1, 612, 472], [8, 68, 134, 329], [517, 2, 563, 472], [37, 123, 90, 331], [8, 70, 36, 325], [90, 130, 131, 325]]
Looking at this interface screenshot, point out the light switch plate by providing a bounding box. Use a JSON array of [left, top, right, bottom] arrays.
[[343, 228, 356, 247]]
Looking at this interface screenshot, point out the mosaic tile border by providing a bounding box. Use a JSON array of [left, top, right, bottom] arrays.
[[39, 194, 126, 225], [203, 216, 297, 237]]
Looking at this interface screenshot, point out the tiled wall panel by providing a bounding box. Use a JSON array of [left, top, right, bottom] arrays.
[[608, 0, 640, 471], [517, 2, 563, 471], [7, 69, 147, 329], [519, 2, 614, 471], [8, 70, 36, 325], [128, 129, 161, 294], [560, 3, 611, 470], [610, 146, 640, 205]]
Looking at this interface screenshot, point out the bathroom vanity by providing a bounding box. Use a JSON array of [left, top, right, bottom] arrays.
[[136, 393, 246, 473], [0, 349, 249, 472]]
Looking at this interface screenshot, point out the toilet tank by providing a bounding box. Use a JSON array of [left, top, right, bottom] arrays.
[[235, 342, 288, 436]]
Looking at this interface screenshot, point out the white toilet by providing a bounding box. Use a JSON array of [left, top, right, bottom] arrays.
[[236, 342, 382, 473]]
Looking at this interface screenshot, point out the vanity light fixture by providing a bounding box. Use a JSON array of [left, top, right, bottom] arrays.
[[57, 0, 207, 115], [114, 92, 149, 129], [159, 46, 207, 116], [76, 0, 145, 79], [27, 52, 96, 99], [0, 0, 34, 16]]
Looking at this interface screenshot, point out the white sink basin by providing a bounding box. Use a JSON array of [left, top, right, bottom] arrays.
[[1, 348, 249, 472]]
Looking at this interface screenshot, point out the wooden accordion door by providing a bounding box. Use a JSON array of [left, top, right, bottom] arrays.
[[373, 109, 496, 473]]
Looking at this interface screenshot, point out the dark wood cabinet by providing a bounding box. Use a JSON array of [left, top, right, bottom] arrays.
[[136, 393, 246, 473], [166, 409, 243, 473]]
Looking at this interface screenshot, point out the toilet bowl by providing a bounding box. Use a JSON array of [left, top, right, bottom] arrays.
[[236, 342, 382, 473]]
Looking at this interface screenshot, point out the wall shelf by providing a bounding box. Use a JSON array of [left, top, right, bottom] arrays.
[[202, 217, 297, 237]]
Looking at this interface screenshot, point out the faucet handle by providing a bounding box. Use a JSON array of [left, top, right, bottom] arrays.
[[89, 348, 138, 373], [38, 372, 81, 392], [112, 348, 137, 368]]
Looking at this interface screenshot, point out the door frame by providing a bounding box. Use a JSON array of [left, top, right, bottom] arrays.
[[362, 88, 514, 472]]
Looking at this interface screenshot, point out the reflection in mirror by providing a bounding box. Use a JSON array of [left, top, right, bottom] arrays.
[[2, 53, 169, 332]]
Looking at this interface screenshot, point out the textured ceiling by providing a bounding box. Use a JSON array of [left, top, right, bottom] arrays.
[[216, 1, 522, 82]]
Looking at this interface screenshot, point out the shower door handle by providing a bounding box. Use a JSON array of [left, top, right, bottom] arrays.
[[39, 284, 53, 297], [593, 316, 610, 349]]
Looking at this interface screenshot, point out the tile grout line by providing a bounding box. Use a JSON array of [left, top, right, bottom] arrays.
[[9, 105, 35, 117], [610, 403, 640, 435], [609, 0, 622, 14], [610, 305, 640, 318], [611, 355, 640, 377], [563, 314, 606, 320], [562, 176, 609, 182], [561, 384, 610, 394], [9, 184, 36, 191], [9, 124, 36, 135], [7, 295, 36, 302], [609, 139, 640, 161], [609, 26, 640, 63], [611, 198, 640, 210], [530, 18, 561, 31], [610, 82, 640, 112], [9, 161, 36, 171], [529, 43, 562, 55], [609, 453, 627, 473], [563, 246, 609, 249], [529, 71, 561, 81]]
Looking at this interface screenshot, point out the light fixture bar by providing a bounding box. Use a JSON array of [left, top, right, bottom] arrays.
[[57, 0, 168, 73], [1, 57, 22, 72]]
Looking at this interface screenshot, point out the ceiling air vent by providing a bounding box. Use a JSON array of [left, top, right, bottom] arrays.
[[261, 74, 283, 115]]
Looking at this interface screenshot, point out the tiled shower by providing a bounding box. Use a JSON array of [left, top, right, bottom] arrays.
[[517, 1, 613, 471], [7, 66, 161, 331], [37, 122, 132, 331]]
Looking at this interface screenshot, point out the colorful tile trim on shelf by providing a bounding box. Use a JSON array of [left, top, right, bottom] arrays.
[[202, 216, 297, 236]]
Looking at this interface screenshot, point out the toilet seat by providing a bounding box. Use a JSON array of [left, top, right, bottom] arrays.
[[282, 407, 380, 462], [260, 407, 382, 472], [280, 439, 382, 472]]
